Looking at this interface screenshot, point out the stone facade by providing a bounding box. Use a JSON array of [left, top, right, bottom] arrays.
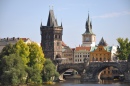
[[40, 9, 63, 60], [62, 45, 73, 63]]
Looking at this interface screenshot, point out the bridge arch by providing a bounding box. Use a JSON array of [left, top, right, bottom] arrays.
[[57, 63, 84, 80], [92, 64, 124, 81]]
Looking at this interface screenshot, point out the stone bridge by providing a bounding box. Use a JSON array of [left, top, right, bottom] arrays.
[[57, 61, 130, 82], [58, 63, 84, 75], [83, 61, 128, 82]]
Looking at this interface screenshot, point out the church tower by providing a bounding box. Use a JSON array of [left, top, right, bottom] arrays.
[[81, 13, 96, 47], [40, 9, 63, 60]]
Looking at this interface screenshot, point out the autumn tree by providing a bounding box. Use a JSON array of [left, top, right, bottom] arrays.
[[26, 42, 45, 83], [14, 39, 30, 66], [116, 38, 130, 60]]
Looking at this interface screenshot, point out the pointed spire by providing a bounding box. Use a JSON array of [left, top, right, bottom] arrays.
[[61, 22, 63, 27], [88, 12, 90, 23], [98, 37, 107, 46], [90, 21, 92, 29], [40, 22, 42, 28], [47, 9, 58, 27], [85, 12, 93, 34], [55, 18, 58, 26]]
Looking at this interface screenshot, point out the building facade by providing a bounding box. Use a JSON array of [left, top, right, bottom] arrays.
[[62, 45, 73, 64], [40, 9, 63, 60], [0, 37, 32, 52], [90, 37, 114, 79], [74, 46, 91, 63]]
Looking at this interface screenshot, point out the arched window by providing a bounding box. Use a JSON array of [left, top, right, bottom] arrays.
[[55, 35, 57, 38]]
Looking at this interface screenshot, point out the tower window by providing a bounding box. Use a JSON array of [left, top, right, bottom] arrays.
[[55, 35, 57, 38], [57, 42, 60, 46]]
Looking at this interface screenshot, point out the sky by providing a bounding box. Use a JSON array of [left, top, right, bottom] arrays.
[[0, 0, 130, 48]]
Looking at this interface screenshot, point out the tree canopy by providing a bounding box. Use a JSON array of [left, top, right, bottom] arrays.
[[26, 42, 45, 83], [42, 59, 59, 82], [0, 39, 47, 85], [116, 38, 130, 60], [0, 54, 26, 85]]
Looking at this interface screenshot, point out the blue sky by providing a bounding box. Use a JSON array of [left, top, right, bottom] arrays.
[[0, 0, 130, 48]]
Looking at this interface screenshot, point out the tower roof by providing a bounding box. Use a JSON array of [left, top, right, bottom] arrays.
[[98, 37, 107, 46], [47, 10, 58, 27], [84, 13, 93, 34]]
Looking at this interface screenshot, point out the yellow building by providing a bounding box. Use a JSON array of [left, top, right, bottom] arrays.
[[90, 37, 113, 79]]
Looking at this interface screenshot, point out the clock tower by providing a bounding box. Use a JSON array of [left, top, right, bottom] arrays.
[[81, 13, 96, 47], [40, 9, 63, 60]]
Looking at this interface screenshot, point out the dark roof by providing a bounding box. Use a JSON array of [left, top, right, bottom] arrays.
[[98, 37, 107, 46], [47, 10, 58, 27], [84, 13, 93, 34]]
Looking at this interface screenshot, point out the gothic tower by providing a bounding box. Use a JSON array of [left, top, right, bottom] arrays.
[[40, 9, 63, 60], [81, 13, 96, 47]]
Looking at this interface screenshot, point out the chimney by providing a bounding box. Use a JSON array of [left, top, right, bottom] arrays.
[[13, 37, 15, 40]]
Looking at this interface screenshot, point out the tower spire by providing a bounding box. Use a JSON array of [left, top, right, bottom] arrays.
[[85, 12, 93, 34], [47, 9, 58, 27], [61, 22, 62, 27], [40, 21, 42, 28]]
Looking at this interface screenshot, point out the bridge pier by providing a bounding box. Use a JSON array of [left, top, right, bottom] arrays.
[[80, 73, 98, 82], [124, 61, 130, 82], [124, 72, 130, 82]]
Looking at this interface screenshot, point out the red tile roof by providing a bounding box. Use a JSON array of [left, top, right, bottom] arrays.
[[75, 46, 91, 51], [62, 41, 66, 46]]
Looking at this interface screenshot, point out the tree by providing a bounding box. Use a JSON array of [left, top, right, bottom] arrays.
[[26, 42, 45, 83], [116, 38, 130, 60], [0, 43, 15, 58], [42, 59, 59, 82], [0, 54, 27, 85], [27, 42, 45, 70], [14, 39, 30, 66]]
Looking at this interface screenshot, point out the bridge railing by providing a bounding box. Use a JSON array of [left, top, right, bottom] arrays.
[[90, 60, 127, 63]]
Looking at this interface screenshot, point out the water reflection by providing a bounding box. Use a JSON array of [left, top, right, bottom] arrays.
[[27, 79, 130, 86], [52, 79, 129, 86]]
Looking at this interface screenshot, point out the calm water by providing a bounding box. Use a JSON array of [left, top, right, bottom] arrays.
[[43, 79, 130, 86]]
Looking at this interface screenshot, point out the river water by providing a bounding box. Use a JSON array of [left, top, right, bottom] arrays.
[[43, 79, 130, 86]]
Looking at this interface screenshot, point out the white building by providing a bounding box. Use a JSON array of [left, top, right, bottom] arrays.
[[74, 46, 91, 63]]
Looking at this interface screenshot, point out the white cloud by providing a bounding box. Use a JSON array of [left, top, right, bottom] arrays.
[[92, 11, 130, 19]]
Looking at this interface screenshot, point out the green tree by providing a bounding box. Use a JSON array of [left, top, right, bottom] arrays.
[[0, 43, 15, 58], [0, 44, 15, 82], [116, 38, 130, 60], [14, 39, 30, 66], [0, 54, 27, 85], [26, 42, 45, 83], [42, 59, 59, 82], [27, 42, 45, 70]]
